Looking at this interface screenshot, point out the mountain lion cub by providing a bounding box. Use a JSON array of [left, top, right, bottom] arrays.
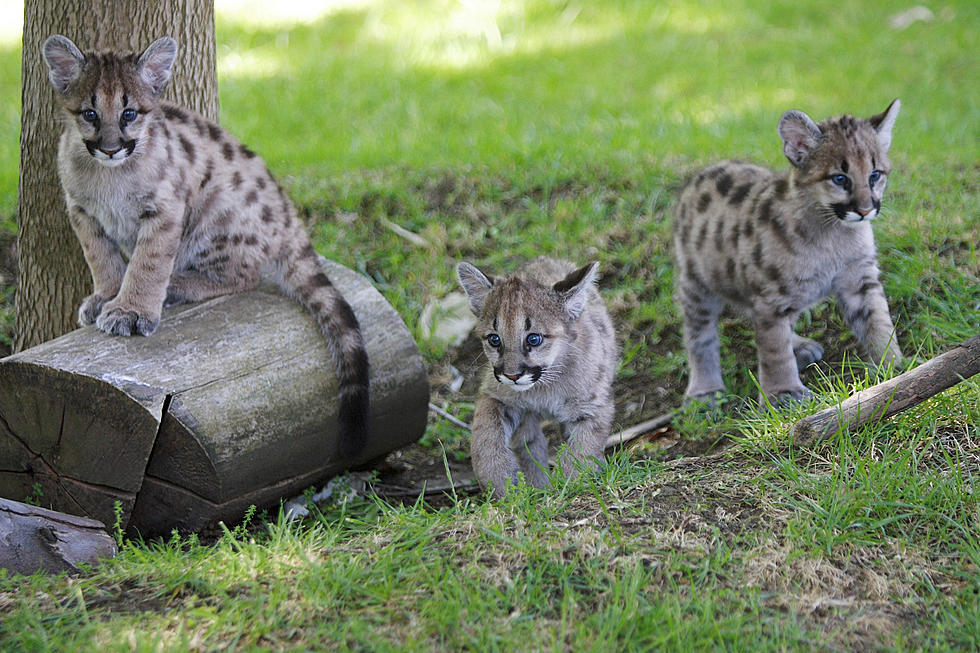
[[42, 35, 369, 452], [674, 100, 904, 405], [457, 257, 617, 497]]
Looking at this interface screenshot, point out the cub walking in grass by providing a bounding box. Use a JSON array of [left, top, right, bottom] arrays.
[[673, 100, 904, 405], [457, 257, 617, 498], [42, 35, 369, 454]]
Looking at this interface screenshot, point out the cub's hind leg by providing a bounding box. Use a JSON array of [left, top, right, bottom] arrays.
[[678, 282, 726, 403], [165, 269, 262, 306], [512, 414, 550, 489]]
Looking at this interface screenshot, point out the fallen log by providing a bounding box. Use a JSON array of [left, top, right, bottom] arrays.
[[793, 334, 980, 447], [0, 259, 429, 535], [0, 497, 117, 575]]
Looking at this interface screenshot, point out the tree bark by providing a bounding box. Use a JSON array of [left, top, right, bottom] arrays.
[[16, 0, 217, 352], [0, 497, 117, 576], [1, 260, 429, 536], [794, 335, 980, 447]]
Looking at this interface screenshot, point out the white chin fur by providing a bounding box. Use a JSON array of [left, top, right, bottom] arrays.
[[94, 154, 128, 167], [498, 378, 535, 391], [842, 211, 876, 223]]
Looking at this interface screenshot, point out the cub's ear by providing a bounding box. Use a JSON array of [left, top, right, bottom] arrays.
[[457, 262, 495, 316], [137, 37, 177, 95], [869, 98, 900, 153], [553, 261, 599, 320], [778, 109, 822, 168], [42, 35, 85, 95]]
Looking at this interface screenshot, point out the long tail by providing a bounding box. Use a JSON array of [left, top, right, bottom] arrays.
[[279, 245, 370, 458]]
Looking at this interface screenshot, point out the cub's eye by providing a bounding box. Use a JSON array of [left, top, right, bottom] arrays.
[[869, 170, 882, 185], [830, 174, 848, 187], [486, 334, 501, 348], [526, 333, 543, 347], [121, 108, 137, 123], [81, 109, 98, 123]]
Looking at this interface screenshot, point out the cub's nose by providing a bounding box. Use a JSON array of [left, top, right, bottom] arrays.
[[503, 372, 522, 382], [100, 146, 122, 156]]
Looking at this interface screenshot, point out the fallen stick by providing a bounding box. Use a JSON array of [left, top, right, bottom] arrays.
[[428, 402, 472, 431], [605, 412, 675, 450], [793, 334, 980, 447]]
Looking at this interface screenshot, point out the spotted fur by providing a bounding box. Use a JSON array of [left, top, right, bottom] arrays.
[[457, 257, 617, 497], [673, 100, 904, 405], [43, 35, 369, 454]]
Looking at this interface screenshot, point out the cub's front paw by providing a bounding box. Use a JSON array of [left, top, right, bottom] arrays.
[[682, 390, 728, 412], [763, 385, 815, 408], [793, 338, 824, 370], [95, 302, 160, 337], [78, 294, 110, 326]]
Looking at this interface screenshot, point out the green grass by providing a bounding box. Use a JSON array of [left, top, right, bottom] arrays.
[[1, 0, 979, 649]]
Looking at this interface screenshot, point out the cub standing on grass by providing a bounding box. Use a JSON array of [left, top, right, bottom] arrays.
[[457, 257, 617, 498], [673, 100, 905, 406], [42, 35, 370, 455]]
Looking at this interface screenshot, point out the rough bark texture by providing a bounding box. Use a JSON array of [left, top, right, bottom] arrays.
[[0, 261, 429, 536], [16, 0, 217, 352], [794, 335, 980, 447], [0, 497, 117, 576]]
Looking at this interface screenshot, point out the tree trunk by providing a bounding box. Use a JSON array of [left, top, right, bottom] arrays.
[[1, 260, 429, 536], [16, 0, 217, 352]]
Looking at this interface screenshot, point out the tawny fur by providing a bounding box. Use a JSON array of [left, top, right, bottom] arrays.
[[43, 35, 369, 454], [673, 100, 904, 405], [457, 257, 618, 498]]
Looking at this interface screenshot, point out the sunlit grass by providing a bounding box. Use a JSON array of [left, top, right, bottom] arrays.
[[1, 0, 978, 220], [215, 0, 375, 27]]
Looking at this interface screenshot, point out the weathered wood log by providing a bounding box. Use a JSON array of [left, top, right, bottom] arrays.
[[0, 497, 117, 575], [0, 260, 429, 535], [794, 334, 980, 447]]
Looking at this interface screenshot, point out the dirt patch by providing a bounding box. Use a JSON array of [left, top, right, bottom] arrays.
[[427, 453, 958, 650]]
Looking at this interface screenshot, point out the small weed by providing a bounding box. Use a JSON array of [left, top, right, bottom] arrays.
[[23, 482, 43, 506], [112, 500, 124, 547]]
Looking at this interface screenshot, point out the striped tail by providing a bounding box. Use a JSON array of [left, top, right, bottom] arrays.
[[279, 245, 370, 458]]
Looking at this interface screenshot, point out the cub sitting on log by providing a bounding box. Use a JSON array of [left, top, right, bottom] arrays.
[[42, 35, 369, 454], [457, 257, 618, 498]]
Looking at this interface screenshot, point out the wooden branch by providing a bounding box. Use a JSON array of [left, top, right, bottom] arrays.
[[605, 412, 675, 450], [794, 335, 980, 447], [0, 260, 429, 536], [0, 497, 117, 575]]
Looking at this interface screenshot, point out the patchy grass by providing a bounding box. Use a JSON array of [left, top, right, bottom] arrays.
[[0, 0, 978, 649]]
